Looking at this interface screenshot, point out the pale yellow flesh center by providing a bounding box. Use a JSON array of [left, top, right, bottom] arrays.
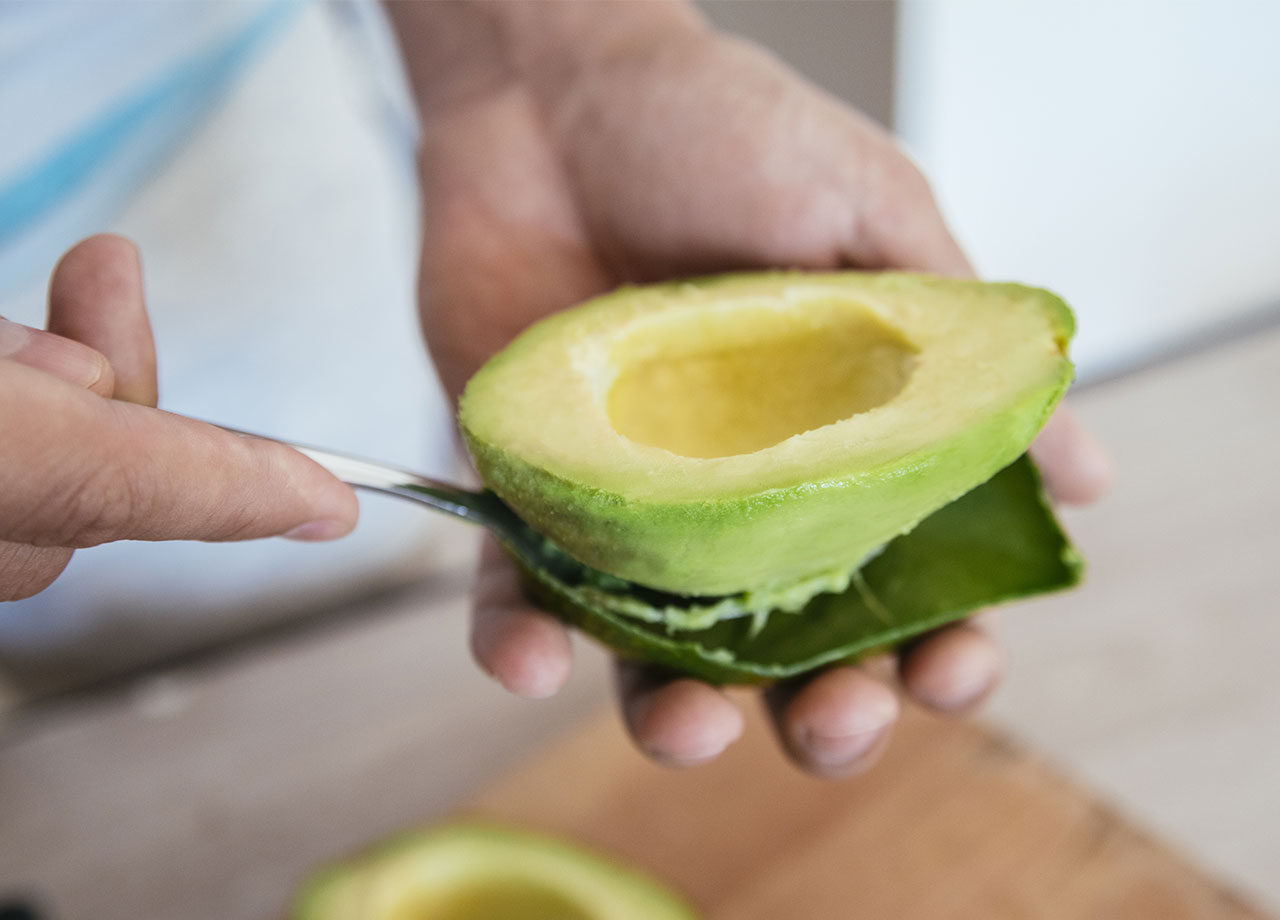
[[605, 301, 917, 458], [390, 879, 593, 920]]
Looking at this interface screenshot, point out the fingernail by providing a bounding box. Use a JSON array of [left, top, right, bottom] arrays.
[[639, 730, 736, 768], [917, 667, 998, 713], [283, 519, 349, 542], [0, 317, 108, 389], [628, 691, 743, 768], [642, 745, 728, 769], [500, 668, 564, 700], [796, 724, 889, 770], [0, 317, 33, 357]]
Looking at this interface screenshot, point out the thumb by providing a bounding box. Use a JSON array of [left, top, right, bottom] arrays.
[[47, 233, 158, 407], [0, 361, 358, 548], [845, 148, 974, 278], [843, 145, 1112, 504]]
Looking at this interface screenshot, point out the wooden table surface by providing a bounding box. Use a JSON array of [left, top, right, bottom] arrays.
[[2, 322, 1279, 920], [468, 703, 1265, 920]]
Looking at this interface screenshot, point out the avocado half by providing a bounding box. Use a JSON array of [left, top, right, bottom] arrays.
[[460, 272, 1081, 682], [292, 823, 698, 920]]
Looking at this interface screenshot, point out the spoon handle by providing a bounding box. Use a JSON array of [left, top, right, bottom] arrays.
[[216, 426, 497, 527]]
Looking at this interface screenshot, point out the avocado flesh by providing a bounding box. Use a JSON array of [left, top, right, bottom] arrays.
[[294, 823, 698, 920], [461, 272, 1074, 597]]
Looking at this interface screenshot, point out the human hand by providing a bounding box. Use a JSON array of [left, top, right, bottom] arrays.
[[0, 235, 358, 602], [392, 2, 1112, 775]]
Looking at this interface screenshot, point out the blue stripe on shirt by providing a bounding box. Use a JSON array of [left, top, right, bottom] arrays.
[[0, 0, 302, 248]]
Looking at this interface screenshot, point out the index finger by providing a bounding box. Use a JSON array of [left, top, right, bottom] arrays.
[[0, 360, 358, 547]]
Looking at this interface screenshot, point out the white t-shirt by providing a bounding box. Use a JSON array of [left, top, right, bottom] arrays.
[[0, 1, 304, 294], [0, 1, 457, 689]]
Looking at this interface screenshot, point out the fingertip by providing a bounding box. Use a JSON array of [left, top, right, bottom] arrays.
[[281, 514, 356, 543], [899, 622, 1003, 713], [264, 442, 360, 540], [1032, 406, 1114, 505], [76, 233, 141, 267], [49, 234, 143, 311], [622, 674, 745, 768], [315, 476, 361, 537], [770, 667, 898, 778], [186, 426, 359, 543], [471, 599, 574, 700]]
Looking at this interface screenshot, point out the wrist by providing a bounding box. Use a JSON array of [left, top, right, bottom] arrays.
[[497, 0, 709, 94], [384, 0, 709, 118]]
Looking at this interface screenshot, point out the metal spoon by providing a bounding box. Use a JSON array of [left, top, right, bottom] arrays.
[[220, 427, 745, 643], [220, 426, 584, 583]]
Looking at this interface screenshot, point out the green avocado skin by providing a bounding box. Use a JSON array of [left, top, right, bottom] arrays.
[[513, 455, 1081, 685], [462, 272, 1076, 596]]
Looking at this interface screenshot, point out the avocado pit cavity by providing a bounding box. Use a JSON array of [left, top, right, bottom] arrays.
[[605, 300, 918, 458]]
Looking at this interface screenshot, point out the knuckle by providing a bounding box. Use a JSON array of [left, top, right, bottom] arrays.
[[885, 153, 935, 207], [214, 504, 265, 542], [38, 461, 142, 547], [209, 440, 283, 541]]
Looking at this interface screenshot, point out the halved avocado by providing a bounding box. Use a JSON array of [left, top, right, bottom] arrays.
[[292, 823, 698, 920], [461, 272, 1074, 598]]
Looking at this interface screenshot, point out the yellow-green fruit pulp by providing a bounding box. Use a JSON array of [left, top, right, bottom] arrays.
[[293, 823, 698, 920], [460, 272, 1074, 596]]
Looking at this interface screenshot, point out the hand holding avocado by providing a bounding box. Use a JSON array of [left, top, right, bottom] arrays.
[[390, 1, 1112, 778]]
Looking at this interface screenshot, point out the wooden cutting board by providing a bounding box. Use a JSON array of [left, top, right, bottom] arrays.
[[466, 702, 1269, 919]]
